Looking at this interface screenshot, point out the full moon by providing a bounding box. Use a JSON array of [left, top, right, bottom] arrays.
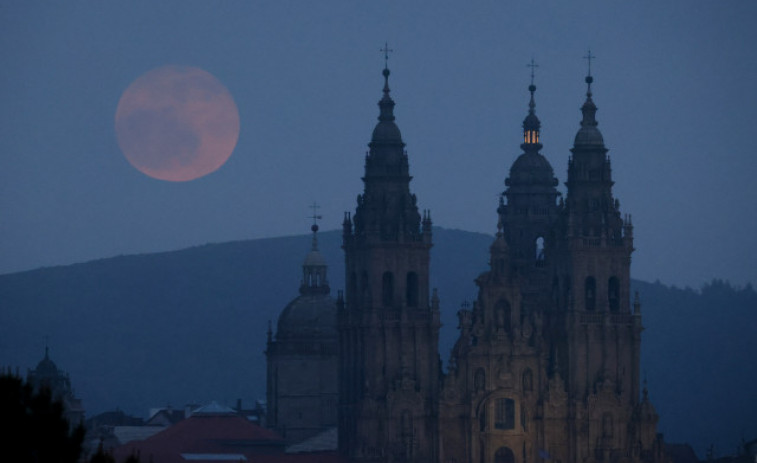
[[115, 65, 240, 182]]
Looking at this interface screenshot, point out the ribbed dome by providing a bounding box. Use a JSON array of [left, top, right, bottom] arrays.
[[277, 293, 337, 339]]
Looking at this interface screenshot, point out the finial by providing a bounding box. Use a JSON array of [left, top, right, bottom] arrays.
[[380, 43, 393, 95], [308, 202, 322, 250], [44, 336, 49, 359], [308, 202, 322, 232], [583, 49, 595, 92], [527, 57, 539, 89], [380, 42, 393, 70]]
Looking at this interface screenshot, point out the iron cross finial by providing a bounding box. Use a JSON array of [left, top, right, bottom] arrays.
[[527, 58, 539, 86], [583, 49, 596, 77], [309, 202, 322, 226], [380, 42, 393, 69]]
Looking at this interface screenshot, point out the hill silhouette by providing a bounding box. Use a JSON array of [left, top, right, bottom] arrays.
[[0, 228, 754, 457]]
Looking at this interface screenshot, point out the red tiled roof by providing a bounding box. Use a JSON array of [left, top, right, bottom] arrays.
[[113, 414, 284, 463]]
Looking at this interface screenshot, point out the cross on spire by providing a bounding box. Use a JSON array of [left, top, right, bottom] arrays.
[[380, 42, 393, 69], [308, 202, 322, 227], [583, 49, 595, 77], [527, 58, 539, 86]]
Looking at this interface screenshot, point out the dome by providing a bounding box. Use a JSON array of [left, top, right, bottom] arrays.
[[276, 293, 337, 339], [523, 112, 540, 130], [371, 121, 403, 144], [304, 248, 326, 267], [574, 126, 605, 147], [507, 152, 558, 187]]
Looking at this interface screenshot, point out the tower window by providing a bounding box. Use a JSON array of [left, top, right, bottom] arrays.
[[522, 369, 533, 392], [535, 236, 545, 262], [494, 398, 515, 430], [474, 368, 486, 393], [608, 277, 620, 312], [495, 300, 511, 332], [406, 272, 418, 307], [585, 277, 596, 311], [382, 272, 394, 306]]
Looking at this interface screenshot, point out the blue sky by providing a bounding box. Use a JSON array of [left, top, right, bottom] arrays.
[[1, 1, 756, 288]]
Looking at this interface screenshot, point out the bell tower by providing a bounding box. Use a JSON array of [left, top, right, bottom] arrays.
[[498, 68, 561, 281], [552, 61, 646, 463], [559, 69, 640, 396], [339, 53, 440, 463]]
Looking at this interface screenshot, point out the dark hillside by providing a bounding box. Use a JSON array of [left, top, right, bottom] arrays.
[[0, 229, 754, 457]]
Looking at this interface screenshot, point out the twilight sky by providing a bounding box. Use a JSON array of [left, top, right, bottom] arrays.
[[1, 1, 756, 288]]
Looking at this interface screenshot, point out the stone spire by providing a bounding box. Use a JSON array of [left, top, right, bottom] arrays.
[[350, 59, 424, 243], [370, 54, 403, 146], [573, 53, 605, 149]]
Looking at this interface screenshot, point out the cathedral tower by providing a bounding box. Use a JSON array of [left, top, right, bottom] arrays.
[[557, 71, 639, 398], [441, 77, 558, 463], [441, 63, 666, 463], [551, 68, 654, 463], [339, 60, 440, 463]]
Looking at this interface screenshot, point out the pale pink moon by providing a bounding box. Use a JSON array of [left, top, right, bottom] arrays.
[[115, 65, 240, 182]]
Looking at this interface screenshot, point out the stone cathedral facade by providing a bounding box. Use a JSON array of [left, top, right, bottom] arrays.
[[269, 61, 667, 463]]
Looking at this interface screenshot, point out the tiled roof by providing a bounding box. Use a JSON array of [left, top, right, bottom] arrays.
[[114, 414, 283, 463]]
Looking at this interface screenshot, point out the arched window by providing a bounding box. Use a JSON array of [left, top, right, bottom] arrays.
[[406, 272, 418, 307], [494, 398, 515, 430], [535, 236, 545, 261], [474, 368, 486, 393], [522, 369, 533, 392], [382, 272, 393, 306], [608, 276, 620, 312], [495, 447, 515, 463], [478, 404, 487, 432], [495, 299, 511, 332], [585, 277, 596, 311]]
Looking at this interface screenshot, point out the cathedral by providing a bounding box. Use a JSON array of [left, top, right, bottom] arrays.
[[268, 57, 667, 463]]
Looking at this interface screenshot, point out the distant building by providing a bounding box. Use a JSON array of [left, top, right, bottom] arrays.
[[27, 347, 85, 426], [266, 224, 339, 443], [114, 402, 290, 463]]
